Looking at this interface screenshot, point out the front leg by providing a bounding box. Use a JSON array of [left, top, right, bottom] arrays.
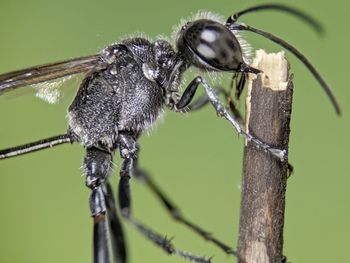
[[173, 76, 286, 161]]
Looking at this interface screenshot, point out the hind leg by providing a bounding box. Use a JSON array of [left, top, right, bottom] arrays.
[[84, 147, 126, 263]]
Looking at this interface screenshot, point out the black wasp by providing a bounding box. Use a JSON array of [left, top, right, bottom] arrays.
[[0, 4, 340, 263]]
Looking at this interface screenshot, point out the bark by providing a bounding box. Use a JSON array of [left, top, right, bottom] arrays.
[[237, 50, 293, 263]]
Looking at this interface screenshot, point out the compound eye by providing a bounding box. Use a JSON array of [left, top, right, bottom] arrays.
[[182, 20, 244, 71]]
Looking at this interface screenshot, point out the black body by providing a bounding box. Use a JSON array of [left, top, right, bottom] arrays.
[[68, 39, 173, 149], [0, 4, 340, 263]]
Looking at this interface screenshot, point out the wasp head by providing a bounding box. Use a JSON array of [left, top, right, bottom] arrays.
[[176, 19, 248, 72]]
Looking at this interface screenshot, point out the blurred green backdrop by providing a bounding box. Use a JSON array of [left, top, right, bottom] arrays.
[[0, 0, 349, 262]]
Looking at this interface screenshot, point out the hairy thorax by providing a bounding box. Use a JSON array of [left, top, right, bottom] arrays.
[[67, 39, 171, 149]]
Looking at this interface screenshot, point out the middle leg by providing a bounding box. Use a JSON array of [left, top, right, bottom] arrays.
[[133, 167, 237, 256], [116, 132, 212, 263]]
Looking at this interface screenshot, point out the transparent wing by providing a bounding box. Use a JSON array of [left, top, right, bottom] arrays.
[[31, 75, 76, 104], [0, 54, 108, 95]]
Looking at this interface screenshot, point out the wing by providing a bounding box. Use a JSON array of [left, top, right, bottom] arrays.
[[0, 54, 109, 95]]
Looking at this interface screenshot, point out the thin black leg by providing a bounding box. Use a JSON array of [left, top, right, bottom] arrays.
[[104, 183, 127, 263], [85, 147, 114, 263], [117, 133, 138, 217], [0, 133, 71, 159], [235, 73, 247, 100], [93, 213, 110, 263], [134, 168, 237, 256], [116, 133, 212, 263], [181, 88, 221, 112], [186, 79, 293, 176], [126, 216, 212, 263], [175, 76, 287, 161], [181, 86, 244, 124]]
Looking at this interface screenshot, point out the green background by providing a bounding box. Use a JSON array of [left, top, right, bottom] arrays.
[[0, 0, 348, 262]]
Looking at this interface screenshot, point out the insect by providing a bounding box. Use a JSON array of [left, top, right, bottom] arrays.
[[0, 4, 340, 263]]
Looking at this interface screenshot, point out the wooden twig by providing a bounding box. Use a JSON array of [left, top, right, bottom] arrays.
[[237, 50, 293, 263]]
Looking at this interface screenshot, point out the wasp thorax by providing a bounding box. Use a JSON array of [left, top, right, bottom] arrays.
[[176, 19, 244, 72]]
